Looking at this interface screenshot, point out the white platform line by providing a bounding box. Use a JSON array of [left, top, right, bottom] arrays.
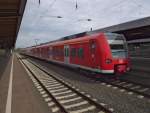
[[5, 54, 14, 113]]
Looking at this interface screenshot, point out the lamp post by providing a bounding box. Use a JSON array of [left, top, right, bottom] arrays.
[[34, 39, 39, 46], [34, 39, 40, 56]]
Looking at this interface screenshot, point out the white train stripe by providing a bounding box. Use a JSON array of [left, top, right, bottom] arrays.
[[69, 105, 96, 113], [52, 90, 72, 96], [56, 93, 76, 100], [60, 97, 81, 104], [50, 88, 68, 93], [64, 101, 88, 109]]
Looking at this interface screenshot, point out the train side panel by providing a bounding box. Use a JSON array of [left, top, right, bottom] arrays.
[[97, 34, 114, 73]]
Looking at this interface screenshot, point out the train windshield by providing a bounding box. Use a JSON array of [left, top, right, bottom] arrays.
[[106, 33, 128, 58]]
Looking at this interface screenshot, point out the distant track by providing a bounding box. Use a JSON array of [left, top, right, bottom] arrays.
[[93, 78, 150, 99], [131, 57, 150, 60]]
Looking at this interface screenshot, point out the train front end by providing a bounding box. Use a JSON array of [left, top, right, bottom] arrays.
[[106, 33, 130, 75]]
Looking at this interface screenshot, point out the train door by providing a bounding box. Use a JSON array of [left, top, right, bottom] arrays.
[[64, 45, 70, 64], [89, 39, 97, 68]]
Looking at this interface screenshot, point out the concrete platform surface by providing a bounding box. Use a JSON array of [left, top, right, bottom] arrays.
[[0, 54, 51, 113]]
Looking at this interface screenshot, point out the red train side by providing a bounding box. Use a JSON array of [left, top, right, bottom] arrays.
[[23, 32, 130, 75]]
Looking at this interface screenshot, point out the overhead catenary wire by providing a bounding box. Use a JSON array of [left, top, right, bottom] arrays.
[[32, 0, 58, 29], [75, 0, 78, 10], [33, 0, 145, 33], [96, 0, 144, 21]]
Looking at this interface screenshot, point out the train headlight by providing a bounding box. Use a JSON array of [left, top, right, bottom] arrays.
[[106, 59, 112, 64]]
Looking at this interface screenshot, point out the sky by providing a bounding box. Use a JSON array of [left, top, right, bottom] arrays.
[[16, 0, 150, 48]]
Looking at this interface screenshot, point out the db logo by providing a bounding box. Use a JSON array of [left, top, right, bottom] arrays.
[[119, 59, 123, 63]]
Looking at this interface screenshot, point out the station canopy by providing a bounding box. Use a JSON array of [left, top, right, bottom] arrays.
[[59, 17, 150, 44], [0, 0, 27, 49], [93, 16, 150, 41]]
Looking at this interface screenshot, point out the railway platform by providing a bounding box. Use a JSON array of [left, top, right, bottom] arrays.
[[0, 54, 51, 113]]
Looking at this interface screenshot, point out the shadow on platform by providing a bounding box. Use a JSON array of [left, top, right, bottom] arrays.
[[0, 53, 11, 80]]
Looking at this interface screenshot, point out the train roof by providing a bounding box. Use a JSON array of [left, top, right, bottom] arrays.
[[28, 32, 105, 49], [26, 32, 121, 49]]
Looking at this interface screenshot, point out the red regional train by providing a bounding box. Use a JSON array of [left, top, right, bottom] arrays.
[[22, 32, 130, 75]]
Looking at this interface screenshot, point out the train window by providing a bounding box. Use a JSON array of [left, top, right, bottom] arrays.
[[78, 48, 84, 58], [65, 48, 67, 56], [71, 48, 76, 57], [110, 44, 124, 50], [66, 48, 69, 57], [90, 41, 96, 53], [64, 48, 67, 56], [64, 48, 69, 57]]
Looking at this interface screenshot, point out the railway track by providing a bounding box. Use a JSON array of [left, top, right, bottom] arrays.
[[25, 55, 150, 100], [95, 78, 150, 99], [125, 71, 150, 80], [17, 55, 114, 113]]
